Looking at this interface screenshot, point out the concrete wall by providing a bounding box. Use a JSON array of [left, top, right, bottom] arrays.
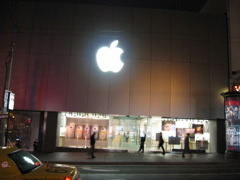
[[228, 0, 240, 88], [228, 0, 240, 73], [0, 1, 228, 119], [209, 120, 217, 153]]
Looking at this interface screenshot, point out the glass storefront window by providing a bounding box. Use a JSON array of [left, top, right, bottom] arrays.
[[57, 112, 211, 152], [5, 111, 40, 151]]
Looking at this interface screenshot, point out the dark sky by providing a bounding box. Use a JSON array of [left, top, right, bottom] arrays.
[[16, 0, 208, 12]]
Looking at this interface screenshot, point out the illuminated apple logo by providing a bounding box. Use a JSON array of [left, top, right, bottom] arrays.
[[96, 40, 124, 73]]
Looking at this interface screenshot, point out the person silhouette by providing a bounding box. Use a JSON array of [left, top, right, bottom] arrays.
[[158, 132, 165, 155], [90, 132, 96, 158], [182, 133, 192, 157], [138, 132, 146, 153]]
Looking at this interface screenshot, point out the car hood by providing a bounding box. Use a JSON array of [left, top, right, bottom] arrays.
[[22, 163, 78, 179]]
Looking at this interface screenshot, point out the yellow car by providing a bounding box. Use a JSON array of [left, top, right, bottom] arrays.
[[0, 146, 81, 180]]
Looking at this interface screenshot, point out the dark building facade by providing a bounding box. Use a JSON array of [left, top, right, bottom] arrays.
[[0, 0, 228, 152]]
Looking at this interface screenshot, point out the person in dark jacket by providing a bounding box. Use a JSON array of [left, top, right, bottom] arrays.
[[182, 133, 192, 157], [158, 132, 165, 155], [138, 132, 146, 153], [90, 132, 96, 158], [33, 139, 38, 151]]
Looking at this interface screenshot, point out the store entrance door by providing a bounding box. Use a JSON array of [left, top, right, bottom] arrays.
[[109, 116, 147, 152]]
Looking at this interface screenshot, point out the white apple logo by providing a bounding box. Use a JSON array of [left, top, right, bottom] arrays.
[[96, 40, 124, 73]]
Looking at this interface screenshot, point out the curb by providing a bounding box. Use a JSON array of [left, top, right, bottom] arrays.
[[41, 160, 240, 165]]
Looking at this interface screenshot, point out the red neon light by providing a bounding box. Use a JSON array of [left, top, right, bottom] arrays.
[[232, 85, 240, 91]]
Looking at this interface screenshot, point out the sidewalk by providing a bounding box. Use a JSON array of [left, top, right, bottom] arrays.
[[31, 150, 240, 165]]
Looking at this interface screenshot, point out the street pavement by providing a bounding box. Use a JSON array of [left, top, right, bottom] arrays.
[[31, 150, 240, 165]]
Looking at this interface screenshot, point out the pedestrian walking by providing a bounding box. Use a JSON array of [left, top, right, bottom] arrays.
[[90, 132, 96, 158], [138, 132, 146, 153], [126, 132, 129, 142], [182, 133, 192, 157], [158, 132, 165, 155], [33, 139, 38, 151]]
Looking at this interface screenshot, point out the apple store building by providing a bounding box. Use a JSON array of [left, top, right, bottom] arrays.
[[0, 1, 229, 153]]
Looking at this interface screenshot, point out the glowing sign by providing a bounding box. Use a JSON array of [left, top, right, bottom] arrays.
[[96, 40, 124, 73], [8, 92, 15, 110]]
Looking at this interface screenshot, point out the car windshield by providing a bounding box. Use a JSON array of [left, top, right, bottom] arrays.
[[8, 150, 42, 174]]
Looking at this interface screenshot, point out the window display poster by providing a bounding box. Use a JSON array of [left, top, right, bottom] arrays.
[[99, 126, 107, 140], [226, 125, 240, 151], [91, 125, 99, 140], [176, 128, 184, 138], [176, 128, 195, 141], [83, 125, 91, 140], [183, 128, 195, 141], [75, 125, 83, 139], [65, 123, 100, 140], [162, 121, 175, 131], [192, 124, 203, 134], [65, 122, 75, 139]]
